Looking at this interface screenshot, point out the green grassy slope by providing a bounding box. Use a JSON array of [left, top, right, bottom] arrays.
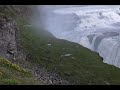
[[0, 57, 43, 85], [18, 18, 120, 85]]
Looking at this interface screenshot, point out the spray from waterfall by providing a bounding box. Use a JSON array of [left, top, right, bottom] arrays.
[[33, 5, 120, 68]]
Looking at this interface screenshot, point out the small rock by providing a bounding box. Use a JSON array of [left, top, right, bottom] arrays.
[[104, 81, 110, 85], [49, 80, 53, 84], [71, 57, 76, 59], [0, 72, 2, 75], [47, 44, 51, 46], [64, 54, 72, 57]]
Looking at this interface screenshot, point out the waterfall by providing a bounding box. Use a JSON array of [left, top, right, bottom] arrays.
[[46, 5, 120, 68]]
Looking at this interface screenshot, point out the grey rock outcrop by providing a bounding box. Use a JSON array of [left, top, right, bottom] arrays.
[[0, 14, 17, 60]]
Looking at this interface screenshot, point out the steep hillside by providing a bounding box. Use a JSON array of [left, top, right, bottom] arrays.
[[20, 23, 120, 85], [2, 5, 120, 85]]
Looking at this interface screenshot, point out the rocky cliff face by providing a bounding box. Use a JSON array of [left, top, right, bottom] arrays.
[[0, 14, 18, 60], [0, 5, 35, 61]]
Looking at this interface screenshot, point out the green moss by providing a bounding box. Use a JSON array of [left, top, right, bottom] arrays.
[[0, 58, 31, 77]]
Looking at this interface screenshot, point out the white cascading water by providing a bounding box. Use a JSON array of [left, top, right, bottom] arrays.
[[38, 5, 120, 68]]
